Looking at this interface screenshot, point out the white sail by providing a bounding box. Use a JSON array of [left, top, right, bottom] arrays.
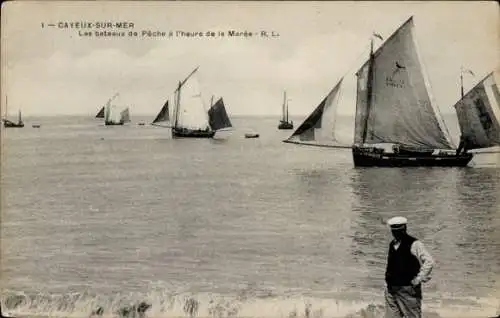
[[104, 102, 112, 122], [354, 17, 453, 150], [454, 71, 500, 149], [281, 91, 288, 122], [175, 70, 210, 130], [284, 78, 350, 148], [106, 104, 120, 123], [104, 93, 128, 124]]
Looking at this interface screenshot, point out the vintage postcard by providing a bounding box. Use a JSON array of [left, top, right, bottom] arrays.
[[1, 1, 499, 318]]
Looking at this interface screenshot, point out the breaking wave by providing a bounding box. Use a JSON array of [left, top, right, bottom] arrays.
[[2, 285, 498, 318]]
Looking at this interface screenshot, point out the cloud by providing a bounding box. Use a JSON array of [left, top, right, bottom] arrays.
[[3, 1, 498, 118]]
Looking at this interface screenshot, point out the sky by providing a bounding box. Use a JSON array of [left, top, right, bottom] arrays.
[[1, 1, 498, 117]]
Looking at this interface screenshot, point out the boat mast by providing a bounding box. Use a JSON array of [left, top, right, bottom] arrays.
[[460, 68, 464, 99], [286, 99, 289, 123], [282, 90, 287, 122], [361, 38, 375, 143], [109, 92, 119, 106], [172, 66, 200, 130], [460, 67, 475, 99], [174, 81, 181, 129]]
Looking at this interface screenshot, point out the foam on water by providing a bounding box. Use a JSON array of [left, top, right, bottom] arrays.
[[2, 288, 498, 318]]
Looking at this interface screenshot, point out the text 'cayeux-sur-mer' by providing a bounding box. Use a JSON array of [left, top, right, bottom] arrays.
[[51, 21, 135, 29]]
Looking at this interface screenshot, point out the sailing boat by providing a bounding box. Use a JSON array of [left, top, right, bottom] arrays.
[[2, 96, 24, 128], [164, 66, 233, 138], [453, 70, 500, 154], [104, 94, 130, 126], [278, 91, 293, 129], [351, 17, 473, 167], [283, 79, 351, 148], [96, 93, 119, 119]]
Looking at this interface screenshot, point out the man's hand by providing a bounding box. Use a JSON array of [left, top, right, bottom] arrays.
[[411, 278, 420, 286]]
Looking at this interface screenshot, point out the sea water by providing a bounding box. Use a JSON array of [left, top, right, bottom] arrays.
[[1, 115, 499, 318]]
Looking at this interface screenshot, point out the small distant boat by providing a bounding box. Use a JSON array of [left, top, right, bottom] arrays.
[[104, 94, 131, 126], [96, 93, 118, 119], [2, 97, 24, 128], [137, 122, 145, 126], [277, 90, 293, 129], [32, 124, 41, 128], [245, 133, 259, 138]]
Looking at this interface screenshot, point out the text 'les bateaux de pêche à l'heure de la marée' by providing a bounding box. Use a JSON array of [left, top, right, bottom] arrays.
[[42, 21, 280, 39]]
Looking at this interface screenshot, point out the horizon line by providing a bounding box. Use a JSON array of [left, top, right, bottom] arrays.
[[7, 111, 459, 118]]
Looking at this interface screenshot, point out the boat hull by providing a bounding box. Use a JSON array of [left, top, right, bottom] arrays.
[[105, 121, 124, 126], [278, 121, 293, 130], [3, 120, 24, 128], [245, 133, 259, 138], [352, 146, 474, 167], [172, 128, 215, 138]]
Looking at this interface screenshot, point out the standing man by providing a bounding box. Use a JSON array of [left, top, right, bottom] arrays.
[[384, 216, 435, 318]]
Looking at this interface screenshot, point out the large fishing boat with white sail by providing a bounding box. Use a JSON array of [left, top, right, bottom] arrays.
[[154, 67, 233, 138], [351, 17, 473, 167], [283, 17, 474, 167]]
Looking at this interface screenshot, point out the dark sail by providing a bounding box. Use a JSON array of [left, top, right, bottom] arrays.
[[284, 79, 350, 148], [208, 97, 232, 131], [453, 71, 500, 150], [120, 108, 130, 123], [288, 97, 328, 140], [95, 107, 105, 118], [152, 100, 170, 124]]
